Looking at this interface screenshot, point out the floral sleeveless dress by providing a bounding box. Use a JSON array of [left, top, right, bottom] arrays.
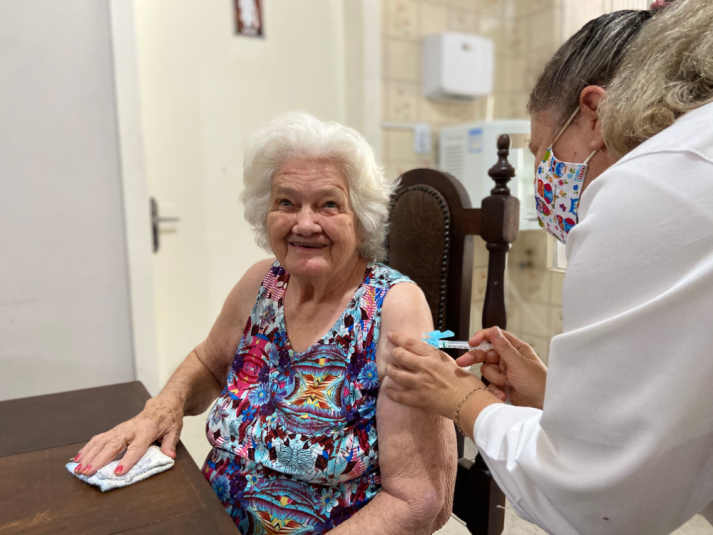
[[202, 261, 412, 534]]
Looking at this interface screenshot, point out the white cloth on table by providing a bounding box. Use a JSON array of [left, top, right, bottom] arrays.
[[66, 445, 175, 492], [474, 101, 713, 535]]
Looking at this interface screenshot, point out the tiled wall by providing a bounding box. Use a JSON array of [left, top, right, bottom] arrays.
[[469, 232, 563, 366], [381, 0, 565, 362], [381, 0, 515, 180]]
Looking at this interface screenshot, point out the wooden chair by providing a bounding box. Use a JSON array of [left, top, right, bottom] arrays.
[[386, 135, 520, 535]]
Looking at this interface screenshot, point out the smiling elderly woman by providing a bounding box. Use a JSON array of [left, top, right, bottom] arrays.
[[74, 113, 456, 534]]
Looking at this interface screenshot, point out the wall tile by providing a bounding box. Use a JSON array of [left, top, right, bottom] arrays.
[[513, 230, 549, 268], [506, 299, 523, 333], [521, 302, 550, 337], [527, 7, 559, 55], [471, 299, 484, 332], [420, 2, 449, 36], [502, 0, 518, 20], [518, 267, 551, 304], [385, 0, 420, 40], [516, 0, 553, 19], [473, 237, 489, 268], [494, 55, 510, 94], [550, 270, 564, 306], [502, 19, 526, 57], [448, 9, 479, 33], [449, 0, 478, 11], [472, 96, 489, 122], [385, 82, 420, 121], [386, 39, 422, 82], [384, 161, 428, 181], [421, 97, 476, 124], [494, 92, 529, 119], [550, 306, 563, 336], [383, 131, 436, 166], [478, 14, 503, 45], [385, 129, 417, 161], [476, 0, 505, 18], [524, 49, 552, 94], [382, 0, 391, 35], [505, 56, 527, 94], [472, 266, 488, 301]]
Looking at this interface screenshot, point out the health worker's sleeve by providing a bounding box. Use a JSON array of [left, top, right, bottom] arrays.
[[474, 150, 713, 535]]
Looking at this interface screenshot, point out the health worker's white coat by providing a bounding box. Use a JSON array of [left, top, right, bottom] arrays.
[[475, 101, 713, 535]]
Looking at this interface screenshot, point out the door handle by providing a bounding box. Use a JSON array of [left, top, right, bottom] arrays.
[[150, 197, 180, 253]]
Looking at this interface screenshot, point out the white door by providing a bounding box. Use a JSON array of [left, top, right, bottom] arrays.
[[0, 0, 138, 400]]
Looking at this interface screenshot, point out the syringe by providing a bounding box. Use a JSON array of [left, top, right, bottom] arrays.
[[437, 341, 494, 351]]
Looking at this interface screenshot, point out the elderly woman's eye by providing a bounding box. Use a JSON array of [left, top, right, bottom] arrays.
[[278, 199, 292, 207], [324, 201, 338, 209]]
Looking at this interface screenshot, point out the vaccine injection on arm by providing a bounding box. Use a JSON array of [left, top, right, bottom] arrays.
[[422, 330, 494, 351]]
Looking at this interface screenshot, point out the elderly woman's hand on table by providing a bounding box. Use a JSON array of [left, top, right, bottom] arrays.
[[72, 395, 182, 476]]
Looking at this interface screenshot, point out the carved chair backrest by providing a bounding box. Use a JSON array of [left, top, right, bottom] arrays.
[[385, 136, 520, 535]]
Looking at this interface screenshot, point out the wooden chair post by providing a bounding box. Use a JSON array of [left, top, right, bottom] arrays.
[[462, 134, 519, 535], [482, 134, 520, 329], [386, 135, 519, 535]]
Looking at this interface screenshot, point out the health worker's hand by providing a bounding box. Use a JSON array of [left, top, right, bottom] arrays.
[[458, 327, 548, 409], [71, 395, 183, 477], [384, 332, 505, 422]]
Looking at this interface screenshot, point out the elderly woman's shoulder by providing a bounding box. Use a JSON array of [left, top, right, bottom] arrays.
[[244, 257, 278, 284], [221, 258, 276, 317], [239, 257, 277, 295], [380, 277, 433, 332]]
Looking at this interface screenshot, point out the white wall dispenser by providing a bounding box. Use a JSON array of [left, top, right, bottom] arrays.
[[423, 32, 494, 101]]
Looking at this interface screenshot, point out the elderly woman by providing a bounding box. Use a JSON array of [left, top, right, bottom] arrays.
[[385, 1, 713, 534], [74, 113, 455, 534]]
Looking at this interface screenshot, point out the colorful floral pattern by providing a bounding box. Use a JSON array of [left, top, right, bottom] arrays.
[[203, 261, 411, 534], [534, 147, 588, 244]]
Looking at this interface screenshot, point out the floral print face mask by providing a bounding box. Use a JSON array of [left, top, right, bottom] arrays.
[[534, 109, 598, 244]]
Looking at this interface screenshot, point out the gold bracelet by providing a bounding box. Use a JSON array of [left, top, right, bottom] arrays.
[[454, 387, 492, 435]]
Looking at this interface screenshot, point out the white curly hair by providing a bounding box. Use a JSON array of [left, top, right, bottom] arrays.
[[240, 112, 397, 260]]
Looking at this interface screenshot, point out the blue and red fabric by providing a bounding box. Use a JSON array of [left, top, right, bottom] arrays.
[[203, 261, 411, 534]]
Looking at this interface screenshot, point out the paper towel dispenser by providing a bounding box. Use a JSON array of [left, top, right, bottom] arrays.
[[423, 32, 494, 101]]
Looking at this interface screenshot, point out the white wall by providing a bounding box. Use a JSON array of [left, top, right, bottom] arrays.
[[0, 0, 135, 400], [133, 0, 351, 460]]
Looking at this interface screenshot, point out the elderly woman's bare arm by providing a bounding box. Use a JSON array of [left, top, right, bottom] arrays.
[[73, 258, 274, 477], [330, 283, 457, 534]]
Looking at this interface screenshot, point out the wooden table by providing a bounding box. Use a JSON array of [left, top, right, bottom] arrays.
[[0, 382, 239, 535]]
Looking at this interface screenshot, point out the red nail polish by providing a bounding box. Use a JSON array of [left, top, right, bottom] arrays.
[[83, 465, 92, 473], [73, 454, 81, 462], [115, 465, 124, 475], [75, 464, 83, 472]]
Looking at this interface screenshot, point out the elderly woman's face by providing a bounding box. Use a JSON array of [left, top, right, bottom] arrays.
[[267, 158, 362, 279]]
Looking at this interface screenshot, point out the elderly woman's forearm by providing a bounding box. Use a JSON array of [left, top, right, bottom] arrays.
[[328, 490, 444, 535], [156, 351, 223, 416]]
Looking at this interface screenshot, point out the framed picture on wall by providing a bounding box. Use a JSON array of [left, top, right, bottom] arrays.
[[234, 0, 264, 38]]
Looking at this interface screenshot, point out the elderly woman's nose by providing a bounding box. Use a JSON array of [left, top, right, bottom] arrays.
[[292, 207, 321, 234]]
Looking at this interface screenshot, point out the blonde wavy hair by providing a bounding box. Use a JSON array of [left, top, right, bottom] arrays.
[[241, 112, 397, 261], [601, 0, 713, 157]]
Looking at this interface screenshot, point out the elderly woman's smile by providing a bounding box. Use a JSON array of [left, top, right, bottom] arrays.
[[75, 113, 455, 535], [267, 157, 362, 279]]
